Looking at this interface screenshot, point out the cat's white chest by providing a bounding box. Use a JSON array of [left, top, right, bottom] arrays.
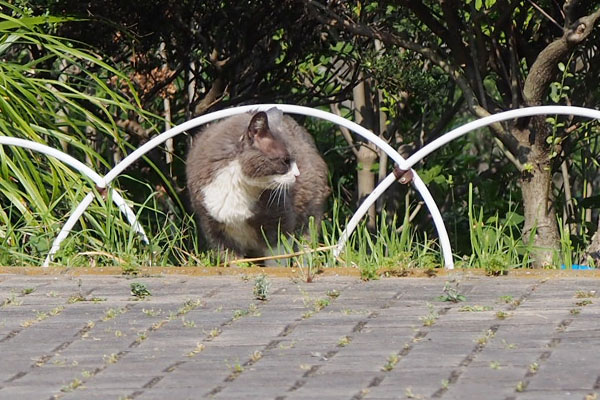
[[201, 160, 257, 225]]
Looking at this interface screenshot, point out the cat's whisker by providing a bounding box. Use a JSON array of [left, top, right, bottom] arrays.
[[279, 185, 285, 207], [269, 187, 279, 207]]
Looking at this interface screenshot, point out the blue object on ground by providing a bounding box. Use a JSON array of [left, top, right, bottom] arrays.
[[560, 264, 595, 270]]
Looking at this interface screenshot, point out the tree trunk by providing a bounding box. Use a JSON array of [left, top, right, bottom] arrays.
[[511, 114, 560, 267], [519, 156, 559, 267], [517, 10, 600, 266], [353, 78, 378, 230]]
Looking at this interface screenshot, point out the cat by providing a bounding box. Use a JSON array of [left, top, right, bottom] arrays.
[[185, 108, 330, 264]]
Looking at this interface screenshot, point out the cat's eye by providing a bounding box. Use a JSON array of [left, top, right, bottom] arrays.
[[283, 156, 291, 166]]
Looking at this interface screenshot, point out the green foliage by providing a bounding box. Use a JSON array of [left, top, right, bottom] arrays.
[[466, 184, 532, 274], [338, 206, 441, 280], [0, 4, 208, 267]]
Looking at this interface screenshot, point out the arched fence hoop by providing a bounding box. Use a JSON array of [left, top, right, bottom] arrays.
[[341, 105, 600, 266], [0, 137, 149, 268], [43, 104, 453, 268]]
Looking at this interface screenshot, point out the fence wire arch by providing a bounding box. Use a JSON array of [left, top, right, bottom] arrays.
[[3, 105, 599, 269]]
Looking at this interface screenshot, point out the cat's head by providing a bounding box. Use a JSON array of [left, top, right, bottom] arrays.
[[239, 111, 300, 188]]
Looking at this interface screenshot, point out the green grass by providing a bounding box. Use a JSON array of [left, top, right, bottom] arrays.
[[465, 183, 533, 274]]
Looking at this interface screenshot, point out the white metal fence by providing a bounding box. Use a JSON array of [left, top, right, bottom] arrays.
[[2, 105, 600, 269]]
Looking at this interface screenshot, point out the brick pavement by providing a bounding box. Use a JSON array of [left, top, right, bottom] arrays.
[[0, 271, 598, 400]]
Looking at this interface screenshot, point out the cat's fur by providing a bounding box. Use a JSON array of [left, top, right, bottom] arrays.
[[186, 108, 330, 261]]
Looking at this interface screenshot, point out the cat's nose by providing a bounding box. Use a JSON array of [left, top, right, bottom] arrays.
[[291, 162, 300, 177]]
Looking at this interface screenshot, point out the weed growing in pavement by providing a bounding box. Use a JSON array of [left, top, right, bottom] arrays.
[[419, 303, 439, 327], [499, 295, 514, 303], [102, 307, 126, 321], [130, 282, 151, 299], [250, 350, 263, 362], [476, 329, 496, 345], [458, 305, 493, 312], [438, 281, 466, 302], [253, 274, 270, 301], [495, 310, 511, 320], [187, 343, 206, 357], [575, 290, 597, 298], [382, 353, 399, 371]]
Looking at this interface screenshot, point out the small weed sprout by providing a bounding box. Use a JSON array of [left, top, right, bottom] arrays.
[[499, 294, 514, 304], [528, 362, 539, 373], [60, 378, 83, 392], [142, 308, 162, 317], [438, 281, 466, 302], [21, 288, 35, 295], [49, 306, 64, 316], [130, 282, 151, 299], [206, 327, 221, 339], [250, 350, 263, 362], [103, 353, 119, 364], [419, 303, 439, 326], [187, 342, 206, 357], [233, 309, 249, 320], [489, 360, 501, 369], [313, 297, 330, 311], [227, 359, 244, 373], [178, 299, 204, 315], [404, 387, 424, 399], [136, 331, 148, 343], [570, 308, 581, 315], [102, 307, 125, 321], [382, 353, 399, 371], [182, 318, 196, 328], [458, 305, 492, 312], [575, 290, 596, 299], [476, 329, 496, 345], [338, 336, 351, 347], [575, 299, 593, 307], [68, 294, 86, 304], [496, 310, 511, 319], [2, 293, 23, 307], [499, 295, 514, 303], [515, 380, 526, 392], [253, 274, 270, 301]]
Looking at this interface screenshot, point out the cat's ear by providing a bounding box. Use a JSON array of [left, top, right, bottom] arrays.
[[246, 112, 270, 141], [245, 112, 287, 158]]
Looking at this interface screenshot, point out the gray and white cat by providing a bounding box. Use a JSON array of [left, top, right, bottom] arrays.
[[186, 108, 330, 263]]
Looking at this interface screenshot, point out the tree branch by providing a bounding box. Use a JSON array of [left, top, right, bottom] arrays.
[[524, 7, 600, 106]]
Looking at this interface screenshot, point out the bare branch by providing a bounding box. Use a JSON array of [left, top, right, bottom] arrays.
[[330, 103, 360, 157]]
